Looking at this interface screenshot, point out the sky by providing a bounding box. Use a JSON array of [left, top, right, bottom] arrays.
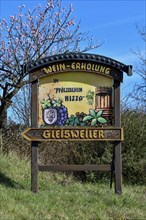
[[0, 0, 145, 100]]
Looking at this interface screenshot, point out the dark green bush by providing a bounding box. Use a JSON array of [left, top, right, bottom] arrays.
[[1, 109, 146, 184], [1, 122, 30, 157], [121, 110, 146, 185], [50, 141, 112, 183]]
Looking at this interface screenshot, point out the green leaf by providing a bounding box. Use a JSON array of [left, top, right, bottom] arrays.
[[70, 121, 74, 126], [56, 103, 61, 107], [69, 118, 74, 123], [66, 119, 69, 124], [89, 109, 96, 117], [91, 118, 97, 126], [41, 98, 47, 104], [97, 117, 107, 124], [47, 100, 51, 106], [42, 103, 48, 109], [80, 122, 86, 126], [96, 110, 103, 118], [88, 100, 93, 105], [75, 118, 79, 124], [83, 115, 93, 121]]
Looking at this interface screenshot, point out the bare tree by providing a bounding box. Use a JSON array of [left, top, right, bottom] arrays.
[[129, 25, 146, 111], [0, 0, 100, 129], [10, 84, 31, 126]]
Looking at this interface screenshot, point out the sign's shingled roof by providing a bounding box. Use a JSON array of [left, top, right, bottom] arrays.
[[27, 52, 132, 76]]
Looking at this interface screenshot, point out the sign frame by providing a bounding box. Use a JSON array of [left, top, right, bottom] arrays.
[[23, 53, 132, 194]]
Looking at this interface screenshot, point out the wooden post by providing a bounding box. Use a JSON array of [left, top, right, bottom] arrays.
[[114, 80, 122, 194], [31, 80, 38, 193], [31, 141, 38, 192]]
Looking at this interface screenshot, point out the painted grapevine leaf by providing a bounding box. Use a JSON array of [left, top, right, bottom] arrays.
[[89, 109, 96, 117], [52, 97, 62, 107], [96, 110, 103, 118], [86, 90, 95, 105], [42, 103, 48, 109], [46, 100, 52, 107], [56, 103, 61, 107], [88, 100, 93, 105], [97, 117, 107, 124], [41, 98, 47, 104], [75, 117, 79, 124], [41, 97, 53, 108], [70, 121, 74, 126], [80, 121, 86, 126], [91, 118, 97, 126], [83, 115, 93, 122]]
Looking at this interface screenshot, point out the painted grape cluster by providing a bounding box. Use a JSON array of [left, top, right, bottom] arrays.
[[56, 105, 68, 126]]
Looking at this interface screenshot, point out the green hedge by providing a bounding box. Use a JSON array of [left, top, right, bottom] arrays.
[[121, 110, 146, 184], [1, 110, 146, 184]]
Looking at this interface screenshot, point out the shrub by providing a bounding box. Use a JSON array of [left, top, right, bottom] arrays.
[[1, 109, 146, 184], [121, 110, 146, 184]]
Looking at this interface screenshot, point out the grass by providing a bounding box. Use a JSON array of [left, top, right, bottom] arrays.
[[0, 151, 146, 220]]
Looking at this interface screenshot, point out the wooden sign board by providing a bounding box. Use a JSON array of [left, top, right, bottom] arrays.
[[21, 127, 123, 142], [22, 53, 132, 194]]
